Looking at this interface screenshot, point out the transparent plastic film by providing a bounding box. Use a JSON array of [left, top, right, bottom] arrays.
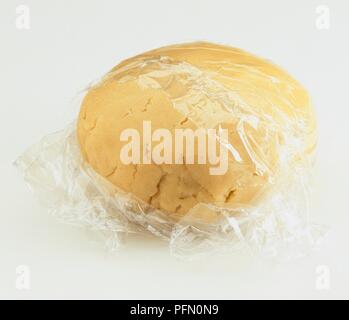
[[15, 42, 324, 259]]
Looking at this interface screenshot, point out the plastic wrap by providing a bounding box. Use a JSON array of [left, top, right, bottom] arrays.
[[15, 43, 324, 259]]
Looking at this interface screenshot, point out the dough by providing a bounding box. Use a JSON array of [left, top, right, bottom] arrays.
[[77, 42, 316, 220]]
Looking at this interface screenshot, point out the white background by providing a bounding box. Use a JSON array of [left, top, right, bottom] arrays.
[[0, 0, 348, 299]]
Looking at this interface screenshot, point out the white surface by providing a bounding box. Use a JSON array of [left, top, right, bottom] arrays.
[[1, 0, 348, 300]]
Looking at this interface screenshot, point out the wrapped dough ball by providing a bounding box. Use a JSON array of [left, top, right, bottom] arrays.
[[77, 42, 316, 220]]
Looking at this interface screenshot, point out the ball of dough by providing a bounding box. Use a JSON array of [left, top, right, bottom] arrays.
[[77, 42, 316, 219]]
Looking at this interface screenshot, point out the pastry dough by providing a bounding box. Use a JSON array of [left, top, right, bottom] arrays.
[[77, 42, 316, 219]]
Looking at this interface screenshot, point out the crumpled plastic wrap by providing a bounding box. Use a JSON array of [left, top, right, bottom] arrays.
[[15, 43, 325, 260]]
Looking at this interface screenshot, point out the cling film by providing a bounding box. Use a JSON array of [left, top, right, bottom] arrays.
[[15, 42, 324, 259]]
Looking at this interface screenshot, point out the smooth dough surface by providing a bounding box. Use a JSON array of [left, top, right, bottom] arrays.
[[77, 42, 316, 219]]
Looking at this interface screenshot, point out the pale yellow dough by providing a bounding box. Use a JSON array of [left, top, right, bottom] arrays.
[[77, 42, 316, 220]]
